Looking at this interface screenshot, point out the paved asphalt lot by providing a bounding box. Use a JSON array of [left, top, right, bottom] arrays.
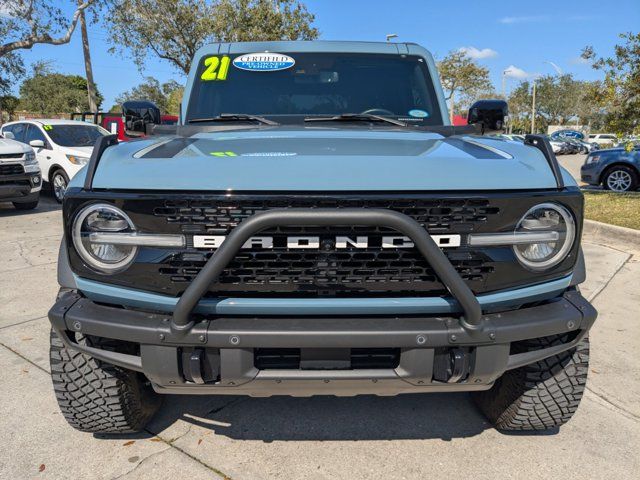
[[1, 177, 638, 479]]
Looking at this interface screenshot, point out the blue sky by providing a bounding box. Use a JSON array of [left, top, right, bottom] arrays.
[[13, 0, 640, 108]]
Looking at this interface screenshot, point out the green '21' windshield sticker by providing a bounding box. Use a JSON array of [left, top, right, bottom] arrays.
[[43, 125, 53, 130], [200, 56, 231, 81]]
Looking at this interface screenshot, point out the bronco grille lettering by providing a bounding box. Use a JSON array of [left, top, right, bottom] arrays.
[[192, 234, 461, 249]]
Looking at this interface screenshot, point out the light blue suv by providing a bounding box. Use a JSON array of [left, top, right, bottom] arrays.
[[47, 41, 596, 434]]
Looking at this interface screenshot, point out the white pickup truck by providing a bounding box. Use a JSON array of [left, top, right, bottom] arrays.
[[0, 131, 41, 210]]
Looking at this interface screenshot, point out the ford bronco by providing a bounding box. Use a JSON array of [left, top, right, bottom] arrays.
[[48, 41, 596, 433]]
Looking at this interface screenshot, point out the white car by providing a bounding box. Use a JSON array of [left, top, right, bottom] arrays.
[[0, 119, 109, 202], [0, 131, 41, 209], [588, 133, 618, 147]]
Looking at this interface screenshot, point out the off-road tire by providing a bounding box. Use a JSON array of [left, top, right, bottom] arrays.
[[12, 200, 39, 210], [50, 329, 161, 433], [472, 335, 589, 431]]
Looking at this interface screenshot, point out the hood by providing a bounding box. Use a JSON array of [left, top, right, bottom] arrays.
[[89, 127, 563, 191], [61, 146, 93, 157], [0, 137, 31, 155]]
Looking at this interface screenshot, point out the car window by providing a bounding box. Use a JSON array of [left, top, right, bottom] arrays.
[[45, 124, 108, 147], [24, 124, 47, 145], [4, 123, 27, 143], [602, 135, 617, 140]]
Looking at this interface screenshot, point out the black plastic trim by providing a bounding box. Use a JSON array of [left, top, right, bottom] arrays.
[[83, 134, 119, 190], [524, 134, 565, 189], [48, 289, 596, 377]]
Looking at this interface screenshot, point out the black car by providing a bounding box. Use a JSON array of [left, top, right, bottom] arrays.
[[581, 146, 640, 191]]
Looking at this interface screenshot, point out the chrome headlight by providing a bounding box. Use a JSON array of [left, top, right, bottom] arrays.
[[66, 154, 90, 165], [72, 204, 137, 273], [585, 154, 600, 165], [513, 203, 576, 271], [24, 151, 37, 164]]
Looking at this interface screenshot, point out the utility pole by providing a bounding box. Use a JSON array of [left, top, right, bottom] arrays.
[[530, 79, 537, 134], [450, 90, 455, 124], [79, 0, 98, 112]]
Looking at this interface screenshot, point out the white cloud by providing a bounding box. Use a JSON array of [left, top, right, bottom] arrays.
[[458, 46, 498, 60], [499, 14, 592, 24], [499, 15, 549, 24], [570, 56, 591, 65], [504, 65, 532, 79]]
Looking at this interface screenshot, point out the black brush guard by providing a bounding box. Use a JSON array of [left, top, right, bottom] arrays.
[[49, 207, 596, 394], [170, 208, 484, 335]]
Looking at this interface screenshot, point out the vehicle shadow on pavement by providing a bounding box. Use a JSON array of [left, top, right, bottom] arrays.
[[147, 393, 503, 442], [0, 191, 60, 216]]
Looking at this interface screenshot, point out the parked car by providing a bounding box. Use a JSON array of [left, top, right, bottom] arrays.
[[0, 131, 41, 209], [588, 133, 618, 147], [549, 138, 568, 154], [71, 109, 179, 141], [48, 40, 596, 435], [0, 119, 109, 202], [581, 146, 640, 192], [566, 138, 591, 154]]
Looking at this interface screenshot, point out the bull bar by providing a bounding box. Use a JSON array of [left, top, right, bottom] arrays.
[[48, 208, 597, 394]]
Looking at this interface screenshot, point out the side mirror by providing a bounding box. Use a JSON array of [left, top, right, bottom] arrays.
[[3, 131, 15, 140], [468, 99, 508, 134], [29, 139, 45, 148], [122, 100, 161, 137]]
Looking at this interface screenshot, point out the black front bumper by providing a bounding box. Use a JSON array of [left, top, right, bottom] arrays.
[[49, 289, 596, 396], [0, 171, 41, 202]]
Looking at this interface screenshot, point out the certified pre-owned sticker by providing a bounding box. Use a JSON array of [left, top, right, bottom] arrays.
[[233, 53, 295, 72]]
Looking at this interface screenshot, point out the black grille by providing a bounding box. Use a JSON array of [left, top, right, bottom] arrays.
[[0, 163, 24, 176], [152, 197, 498, 297], [254, 348, 401, 370], [0, 153, 24, 160], [154, 197, 500, 234], [65, 191, 583, 298], [160, 248, 491, 296]]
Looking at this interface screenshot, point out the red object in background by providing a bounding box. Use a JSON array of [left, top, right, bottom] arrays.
[[70, 112, 180, 141], [452, 114, 467, 126]]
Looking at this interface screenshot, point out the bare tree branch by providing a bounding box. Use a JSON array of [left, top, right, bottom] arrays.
[[0, 1, 93, 57]]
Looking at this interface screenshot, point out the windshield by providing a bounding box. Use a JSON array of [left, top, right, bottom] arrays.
[[46, 124, 108, 147], [187, 52, 443, 126]]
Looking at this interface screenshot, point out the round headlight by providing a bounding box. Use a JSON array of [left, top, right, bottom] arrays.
[[72, 204, 137, 273], [513, 203, 575, 271]]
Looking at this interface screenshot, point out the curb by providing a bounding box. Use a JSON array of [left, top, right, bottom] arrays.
[[583, 219, 640, 254]]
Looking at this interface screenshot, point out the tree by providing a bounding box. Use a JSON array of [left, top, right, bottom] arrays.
[[0, 1, 94, 92], [0, 95, 20, 122], [115, 77, 183, 114], [105, 0, 319, 75], [437, 50, 493, 119], [582, 32, 640, 135], [506, 74, 602, 134], [19, 69, 103, 114], [166, 86, 185, 115], [507, 81, 533, 133]]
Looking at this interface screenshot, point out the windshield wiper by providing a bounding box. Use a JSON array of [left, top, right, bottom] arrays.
[[304, 113, 407, 127], [188, 113, 279, 125]]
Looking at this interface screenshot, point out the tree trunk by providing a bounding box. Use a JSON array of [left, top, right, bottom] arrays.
[[79, 2, 98, 112]]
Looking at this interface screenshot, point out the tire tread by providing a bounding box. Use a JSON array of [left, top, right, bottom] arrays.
[[49, 329, 160, 433], [473, 335, 589, 431]]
